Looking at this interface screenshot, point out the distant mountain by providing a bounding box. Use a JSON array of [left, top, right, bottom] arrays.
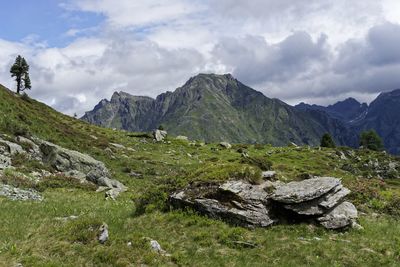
[[296, 90, 400, 154], [354, 89, 400, 154], [296, 98, 368, 124], [82, 73, 358, 147]]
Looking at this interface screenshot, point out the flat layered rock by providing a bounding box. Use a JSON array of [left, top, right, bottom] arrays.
[[0, 184, 42, 201], [272, 177, 341, 204], [318, 201, 358, 229], [284, 185, 351, 216]]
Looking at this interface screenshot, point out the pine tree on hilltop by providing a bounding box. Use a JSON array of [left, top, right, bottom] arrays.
[[10, 55, 32, 94], [320, 133, 336, 148]]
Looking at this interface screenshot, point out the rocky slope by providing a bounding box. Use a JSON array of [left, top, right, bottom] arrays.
[[83, 74, 357, 147]]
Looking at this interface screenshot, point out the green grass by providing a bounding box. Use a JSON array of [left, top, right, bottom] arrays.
[[0, 84, 400, 266]]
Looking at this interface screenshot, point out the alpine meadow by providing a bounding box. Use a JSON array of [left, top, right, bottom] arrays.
[[1, 1, 400, 267]]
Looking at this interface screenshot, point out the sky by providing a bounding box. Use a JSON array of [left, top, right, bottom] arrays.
[[1, 0, 400, 116]]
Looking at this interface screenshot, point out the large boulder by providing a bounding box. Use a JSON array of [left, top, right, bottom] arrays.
[[170, 177, 358, 230], [170, 181, 276, 228]]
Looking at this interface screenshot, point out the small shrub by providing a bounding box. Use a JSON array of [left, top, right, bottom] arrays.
[[64, 217, 103, 244], [4, 119, 30, 137], [230, 166, 262, 185], [34, 175, 97, 192], [320, 133, 336, 148], [241, 156, 272, 171], [134, 187, 169, 215]]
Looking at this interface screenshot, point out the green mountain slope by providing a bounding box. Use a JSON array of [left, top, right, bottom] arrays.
[[1, 83, 400, 266], [83, 73, 358, 146]]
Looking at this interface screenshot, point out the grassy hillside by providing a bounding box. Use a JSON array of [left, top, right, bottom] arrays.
[[1, 85, 400, 266]]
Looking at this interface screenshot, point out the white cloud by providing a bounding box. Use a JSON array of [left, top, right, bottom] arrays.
[[1, 0, 400, 116]]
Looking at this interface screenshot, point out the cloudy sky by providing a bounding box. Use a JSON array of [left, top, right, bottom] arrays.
[[1, 0, 400, 115]]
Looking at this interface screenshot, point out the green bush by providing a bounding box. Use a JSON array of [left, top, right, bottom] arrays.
[[360, 130, 384, 151], [241, 156, 272, 171], [320, 133, 336, 148], [134, 187, 169, 215]]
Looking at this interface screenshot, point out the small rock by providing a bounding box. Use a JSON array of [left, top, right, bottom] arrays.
[[219, 142, 232, 149], [98, 223, 109, 244], [153, 130, 167, 142], [176, 136, 189, 141], [262, 171, 276, 179], [150, 240, 168, 255], [0, 155, 11, 170], [110, 143, 126, 149]]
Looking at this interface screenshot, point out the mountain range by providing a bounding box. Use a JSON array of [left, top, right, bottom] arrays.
[[82, 73, 400, 154]]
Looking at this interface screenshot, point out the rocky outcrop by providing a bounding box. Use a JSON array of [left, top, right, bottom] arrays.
[[170, 181, 276, 228], [170, 177, 358, 230], [0, 135, 126, 199]]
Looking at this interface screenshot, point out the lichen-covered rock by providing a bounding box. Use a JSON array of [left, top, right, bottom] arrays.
[[272, 177, 341, 204], [283, 185, 351, 216], [317, 202, 358, 229], [170, 181, 276, 228], [0, 184, 42, 201]]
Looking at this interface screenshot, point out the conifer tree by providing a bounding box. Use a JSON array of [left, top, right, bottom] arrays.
[[10, 55, 31, 94]]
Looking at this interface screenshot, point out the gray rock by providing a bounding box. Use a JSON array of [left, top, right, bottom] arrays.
[[272, 177, 341, 204], [0, 184, 42, 201], [0, 155, 11, 170], [262, 171, 276, 179], [37, 140, 126, 194], [153, 130, 167, 142], [283, 185, 351, 216], [105, 188, 124, 200], [110, 143, 126, 149], [317, 202, 358, 229], [219, 142, 232, 149], [170, 181, 276, 228], [0, 138, 25, 156], [98, 223, 109, 244], [176, 136, 189, 141], [15, 136, 42, 160], [150, 240, 167, 254]]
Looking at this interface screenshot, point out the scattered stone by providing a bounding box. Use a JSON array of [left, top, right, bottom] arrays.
[[98, 223, 109, 244], [317, 202, 358, 229], [176, 136, 189, 141], [150, 240, 170, 256], [0, 184, 42, 201], [219, 142, 232, 149], [262, 171, 276, 179], [288, 142, 299, 147], [153, 130, 167, 142], [90, 135, 98, 140], [110, 143, 126, 149]]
